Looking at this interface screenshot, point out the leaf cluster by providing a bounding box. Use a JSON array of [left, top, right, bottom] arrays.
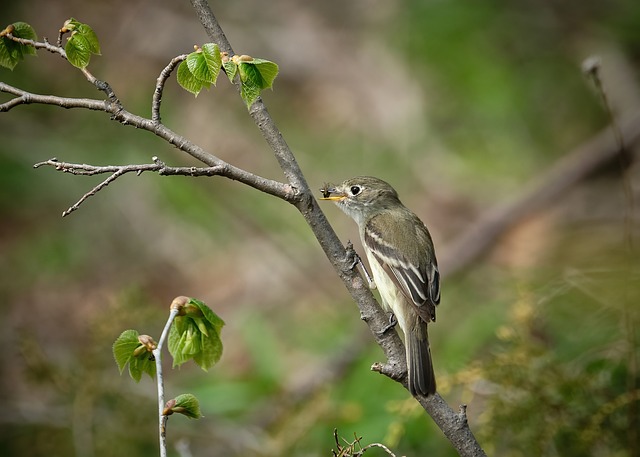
[[111, 298, 224, 382], [112, 329, 157, 382], [0, 22, 37, 70], [61, 18, 101, 68], [168, 298, 225, 371], [177, 44, 279, 107], [2, 20, 279, 108]]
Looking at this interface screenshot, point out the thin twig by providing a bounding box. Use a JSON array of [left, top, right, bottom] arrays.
[[359, 443, 397, 457], [33, 157, 225, 216], [63, 168, 124, 217], [153, 55, 189, 123], [153, 307, 180, 457], [4, 33, 121, 104], [6, 32, 66, 56]]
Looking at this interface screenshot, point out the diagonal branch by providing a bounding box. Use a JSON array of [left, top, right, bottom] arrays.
[[188, 1, 487, 455]]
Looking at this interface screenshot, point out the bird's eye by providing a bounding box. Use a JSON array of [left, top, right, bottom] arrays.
[[350, 185, 361, 196]]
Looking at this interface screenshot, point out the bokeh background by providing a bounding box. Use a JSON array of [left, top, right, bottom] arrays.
[[1, 0, 639, 456]]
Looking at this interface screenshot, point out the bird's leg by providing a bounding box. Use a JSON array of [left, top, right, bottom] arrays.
[[344, 241, 376, 289], [379, 312, 398, 334]]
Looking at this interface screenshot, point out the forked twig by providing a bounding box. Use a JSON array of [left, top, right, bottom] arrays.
[[33, 157, 225, 216]]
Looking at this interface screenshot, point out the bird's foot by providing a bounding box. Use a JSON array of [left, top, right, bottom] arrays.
[[379, 312, 397, 334], [344, 241, 376, 289]]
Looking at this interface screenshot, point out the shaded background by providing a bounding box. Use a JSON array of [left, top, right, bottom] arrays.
[[1, 0, 639, 456]]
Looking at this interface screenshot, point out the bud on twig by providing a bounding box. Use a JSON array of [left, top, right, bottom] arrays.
[[1, 24, 15, 37], [170, 296, 190, 314], [162, 398, 176, 416]]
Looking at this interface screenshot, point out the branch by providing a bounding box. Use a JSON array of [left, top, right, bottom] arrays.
[[152, 54, 188, 123], [4, 32, 121, 104], [0, 80, 293, 201], [0, 31, 293, 202], [33, 157, 226, 216], [188, 1, 486, 455]]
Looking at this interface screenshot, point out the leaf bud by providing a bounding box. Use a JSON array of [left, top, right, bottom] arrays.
[[137, 334, 157, 351], [163, 398, 176, 416], [1, 24, 15, 37], [171, 296, 190, 313]]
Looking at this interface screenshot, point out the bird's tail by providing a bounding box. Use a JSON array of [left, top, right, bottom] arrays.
[[406, 318, 436, 396]]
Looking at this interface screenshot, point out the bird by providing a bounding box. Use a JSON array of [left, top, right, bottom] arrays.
[[320, 176, 440, 396]]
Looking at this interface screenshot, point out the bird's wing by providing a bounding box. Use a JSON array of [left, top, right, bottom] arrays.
[[364, 213, 440, 321]]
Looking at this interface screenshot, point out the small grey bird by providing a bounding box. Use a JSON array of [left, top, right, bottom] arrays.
[[321, 176, 440, 396]]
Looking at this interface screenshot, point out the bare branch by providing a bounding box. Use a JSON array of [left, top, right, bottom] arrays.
[[153, 55, 189, 123], [33, 157, 227, 216]]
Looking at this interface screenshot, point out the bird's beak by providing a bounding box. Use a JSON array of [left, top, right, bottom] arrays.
[[319, 184, 345, 201]]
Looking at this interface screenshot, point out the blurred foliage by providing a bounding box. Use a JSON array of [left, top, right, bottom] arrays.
[[1, 0, 639, 456]]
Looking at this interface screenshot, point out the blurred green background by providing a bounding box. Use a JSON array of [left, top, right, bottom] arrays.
[[1, 0, 639, 456]]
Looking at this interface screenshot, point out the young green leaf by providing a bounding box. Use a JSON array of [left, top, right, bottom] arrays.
[[0, 22, 38, 70], [65, 34, 91, 68], [236, 58, 279, 107], [178, 43, 222, 96], [113, 329, 141, 374], [240, 78, 261, 108], [63, 19, 101, 68], [186, 43, 221, 86], [223, 59, 237, 83], [168, 298, 224, 371], [75, 23, 101, 55], [177, 59, 204, 96], [243, 58, 279, 90], [112, 329, 156, 382], [171, 394, 202, 419]]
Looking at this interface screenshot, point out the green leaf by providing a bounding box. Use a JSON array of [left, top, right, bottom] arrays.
[[12, 22, 37, 56], [240, 78, 261, 108], [112, 329, 156, 382], [129, 351, 156, 382], [168, 298, 224, 370], [244, 58, 279, 90], [177, 59, 204, 96], [76, 23, 101, 54], [186, 43, 221, 85], [63, 19, 101, 68], [172, 393, 202, 419], [65, 33, 91, 68], [237, 59, 279, 107], [113, 329, 141, 374], [179, 44, 222, 96], [223, 60, 237, 82], [0, 22, 38, 70]]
